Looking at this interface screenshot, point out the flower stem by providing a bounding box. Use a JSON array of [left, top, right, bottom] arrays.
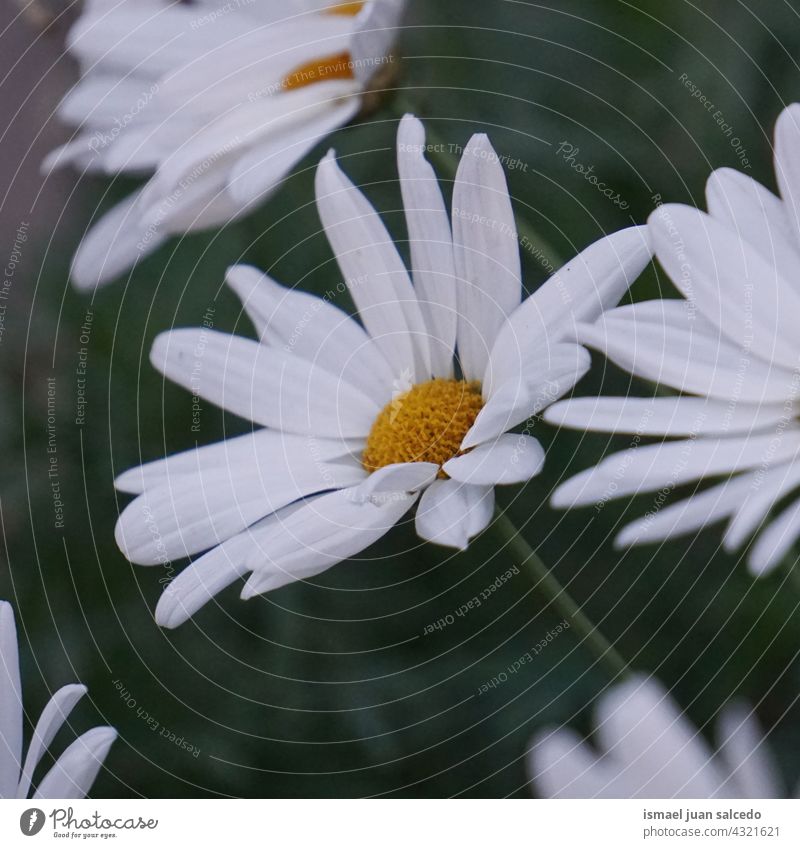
[[389, 91, 563, 272], [491, 508, 630, 681]]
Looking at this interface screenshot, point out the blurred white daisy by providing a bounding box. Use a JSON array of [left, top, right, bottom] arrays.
[[114, 114, 651, 628], [547, 104, 800, 576], [0, 601, 116, 799], [529, 674, 793, 798], [46, 0, 406, 289]]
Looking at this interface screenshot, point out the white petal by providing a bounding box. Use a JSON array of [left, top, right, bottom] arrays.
[[773, 104, 800, 250], [576, 300, 797, 404], [115, 429, 356, 495], [227, 92, 360, 208], [16, 684, 87, 799], [225, 265, 394, 405], [0, 601, 22, 799], [529, 728, 629, 799], [34, 727, 116, 800], [154, 524, 260, 629], [485, 226, 651, 393], [71, 190, 167, 290], [463, 344, 590, 449], [706, 167, 798, 284], [151, 328, 380, 438], [747, 495, 800, 576], [414, 479, 494, 550], [350, 0, 405, 83], [443, 434, 544, 485], [115, 448, 365, 565], [351, 462, 439, 503], [156, 16, 355, 120], [397, 114, 457, 377], [717, 702, 782, 799], [147, 80, 357, 209], [649, 204, 800, 370], [545, 396, 789, 438], [67, 1, 239, 79], [595, 675, 727, 798], [615, 474, 757, 549], [240, 486, 416, 597], [315, 151, 430, 380], [452, 134, 521, 380], [552, 431, 800, 508], [724, 461, 800, 552]]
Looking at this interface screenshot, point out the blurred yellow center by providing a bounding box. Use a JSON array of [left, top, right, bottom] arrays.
[[363, 379, 484, 476], [281, 3, 364, 91], [325, 1, 365, 14], [282, 51, 355, 91]]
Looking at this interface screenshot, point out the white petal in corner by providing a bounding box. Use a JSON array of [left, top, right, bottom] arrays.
[[351, 462, 439, 503], [415, 479, 494, 550], [649, 204, 800, 371], [705, 168, 798, 284], [747, 497, 800, 577], [545, 396, 789, 438], [773, 104, 800, 249], [0, 601, 22, 799], [34, 726, 117, 800], [529, 727, 623, 799], [594, 675, 726, 798], [151, 328, 380, 438], [452, 133, 522, 381], [614, 474, 757, 549], [225, 265, 395, 406], [723, 461, 800, 553], [240, 487, 416, 598], [71, 190, 166, 290], [397, 114, 457, 377], [575, 301, 797, 405], [717, 703, 782, 799], [552, 431, 800, 508], [485, 226, 651, 392], [315, 151, 431, 381], [443, 434, 544, 486], [16, 684, 87, 799]]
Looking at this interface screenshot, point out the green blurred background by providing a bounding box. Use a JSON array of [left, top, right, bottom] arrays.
[[1, 0, 799, 797]]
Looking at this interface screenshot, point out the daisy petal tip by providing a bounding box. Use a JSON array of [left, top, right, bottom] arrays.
[[240, 583, 261, 601], [613, 528, 637, 550], [549, 481, 582, 510], [154, 595, 186, 630], [398, 113, 424, 146], [746, 551, 779, 579]]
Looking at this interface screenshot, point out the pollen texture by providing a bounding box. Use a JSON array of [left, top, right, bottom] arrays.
[[363, 379, 484, 475]]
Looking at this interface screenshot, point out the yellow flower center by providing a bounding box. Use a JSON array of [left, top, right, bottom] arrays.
[[281, 3, 364, 91], [282, 51, 355, 91], [363, 379, 484, 476], [325, 1, 366, 15]]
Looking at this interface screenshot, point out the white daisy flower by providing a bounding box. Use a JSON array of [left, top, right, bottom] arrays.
[[547, 104, 800, 576], [114, 115, 651, 629], [0, 601, 117, 799], [45, 0, 406, 289], [529, 674, 793, 798]]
